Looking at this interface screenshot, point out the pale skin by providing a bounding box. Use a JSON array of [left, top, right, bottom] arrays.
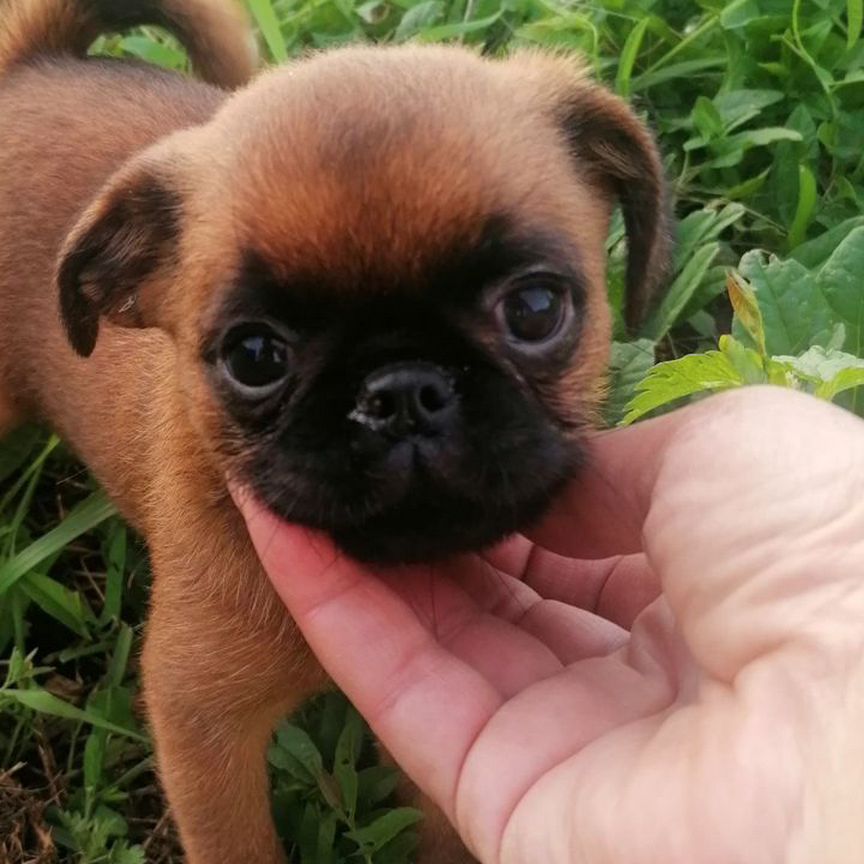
[[235, 387, 864, 864]]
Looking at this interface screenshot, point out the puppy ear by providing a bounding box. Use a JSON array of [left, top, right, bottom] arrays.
[[509, 52, 671, 329], [57, 167, 182, 357], [557, 83, 671, 330]]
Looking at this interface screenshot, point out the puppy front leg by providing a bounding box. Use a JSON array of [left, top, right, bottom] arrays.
[[141, 553, 324, 864]]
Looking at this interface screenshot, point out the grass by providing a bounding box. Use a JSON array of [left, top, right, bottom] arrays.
[[1, 0, 863, 861]]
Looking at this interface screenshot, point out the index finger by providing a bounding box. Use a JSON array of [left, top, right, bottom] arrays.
[[233, 491, 502, 817]]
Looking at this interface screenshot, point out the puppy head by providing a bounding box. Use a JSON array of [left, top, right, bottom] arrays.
[[57, 46, 669, 563]]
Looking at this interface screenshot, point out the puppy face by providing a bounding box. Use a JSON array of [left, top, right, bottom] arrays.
[[58, 47, 668, 563]]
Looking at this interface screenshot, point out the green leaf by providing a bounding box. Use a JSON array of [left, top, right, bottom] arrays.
[[713, 89, 785, 133], [721, 335, 769, 384], [393, 0, 444, 39], [792, 217, 864, 268], [0, 490, 117, 596], [773, 345, 864, 381], [615, 17, 650, 99], [333, 708, 364, 820], [817, 227, 864, 356], [727, 271, 766, 355], [819, 366, 864, 400], [415, 11, 502, 41], [316, 811, 338, 864], [357, 766, 400, 808], [639, 243, 721, 341], [346, 808, 424, 853], [275, 723, 325, 782], [692, 96, 724, 140], [623, 350, 745, 424], [720, 0, 761, 29], [118, 35, 186, 70], [736, 252, 834, 355]]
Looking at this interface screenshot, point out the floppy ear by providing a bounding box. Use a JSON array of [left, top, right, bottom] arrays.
[[57, 166, 183, 357], [508, 52, 671, 329], [558, 83, 671, 329], [556, 82, 671, 330]]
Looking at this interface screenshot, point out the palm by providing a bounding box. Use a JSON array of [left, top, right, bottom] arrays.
[[240, 389, 864, 863]]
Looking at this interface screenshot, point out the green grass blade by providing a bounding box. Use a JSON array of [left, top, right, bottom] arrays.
[[247, 0, 289, 63], [3, 688, 146, 741], [787, 163, 817, 251], [848, 0, 863, 50], [18, 572, 93, 638], [0, 490, 117, 596], [615, 17, 650, 99]]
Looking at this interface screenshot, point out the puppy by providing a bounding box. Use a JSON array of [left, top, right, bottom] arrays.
[[0, 1, 669, 861]]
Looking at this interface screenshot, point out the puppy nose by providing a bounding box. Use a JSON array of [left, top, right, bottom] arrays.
[[353, 362, 457, 438]]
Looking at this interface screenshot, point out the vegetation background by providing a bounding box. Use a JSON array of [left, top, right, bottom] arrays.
[[1, 0, 863, 860]]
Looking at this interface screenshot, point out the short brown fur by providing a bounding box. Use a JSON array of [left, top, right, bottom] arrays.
[[0, 4, 669, 862]]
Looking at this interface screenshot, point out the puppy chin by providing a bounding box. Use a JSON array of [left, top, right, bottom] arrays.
[[249, 453, 577, 565], [328, 489, 559, 565]]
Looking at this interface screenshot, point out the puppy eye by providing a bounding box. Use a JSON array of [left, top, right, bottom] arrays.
[[499, 281, 567, 344], [221, 326, 290, 393]]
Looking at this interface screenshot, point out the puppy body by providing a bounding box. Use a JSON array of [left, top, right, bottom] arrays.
[[0, 18, 319, 864], [0, 3, 668, 862]]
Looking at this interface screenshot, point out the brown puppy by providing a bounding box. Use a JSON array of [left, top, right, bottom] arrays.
[[0, 2, 669, 862]]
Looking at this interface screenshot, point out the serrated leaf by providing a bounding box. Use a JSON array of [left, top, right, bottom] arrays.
[[769, 346, 864, 401], [110, 843, 146, 864], [818, 367, 864, 400], [605, 339, 655, 426], [623, 350, 744, 424], [346, 807, 424, 853]]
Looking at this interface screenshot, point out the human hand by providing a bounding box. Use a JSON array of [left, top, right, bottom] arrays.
[[235, 388, 864, 864]]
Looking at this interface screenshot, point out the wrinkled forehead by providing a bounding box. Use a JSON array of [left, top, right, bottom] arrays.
[[206, 49, 612, 297]]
